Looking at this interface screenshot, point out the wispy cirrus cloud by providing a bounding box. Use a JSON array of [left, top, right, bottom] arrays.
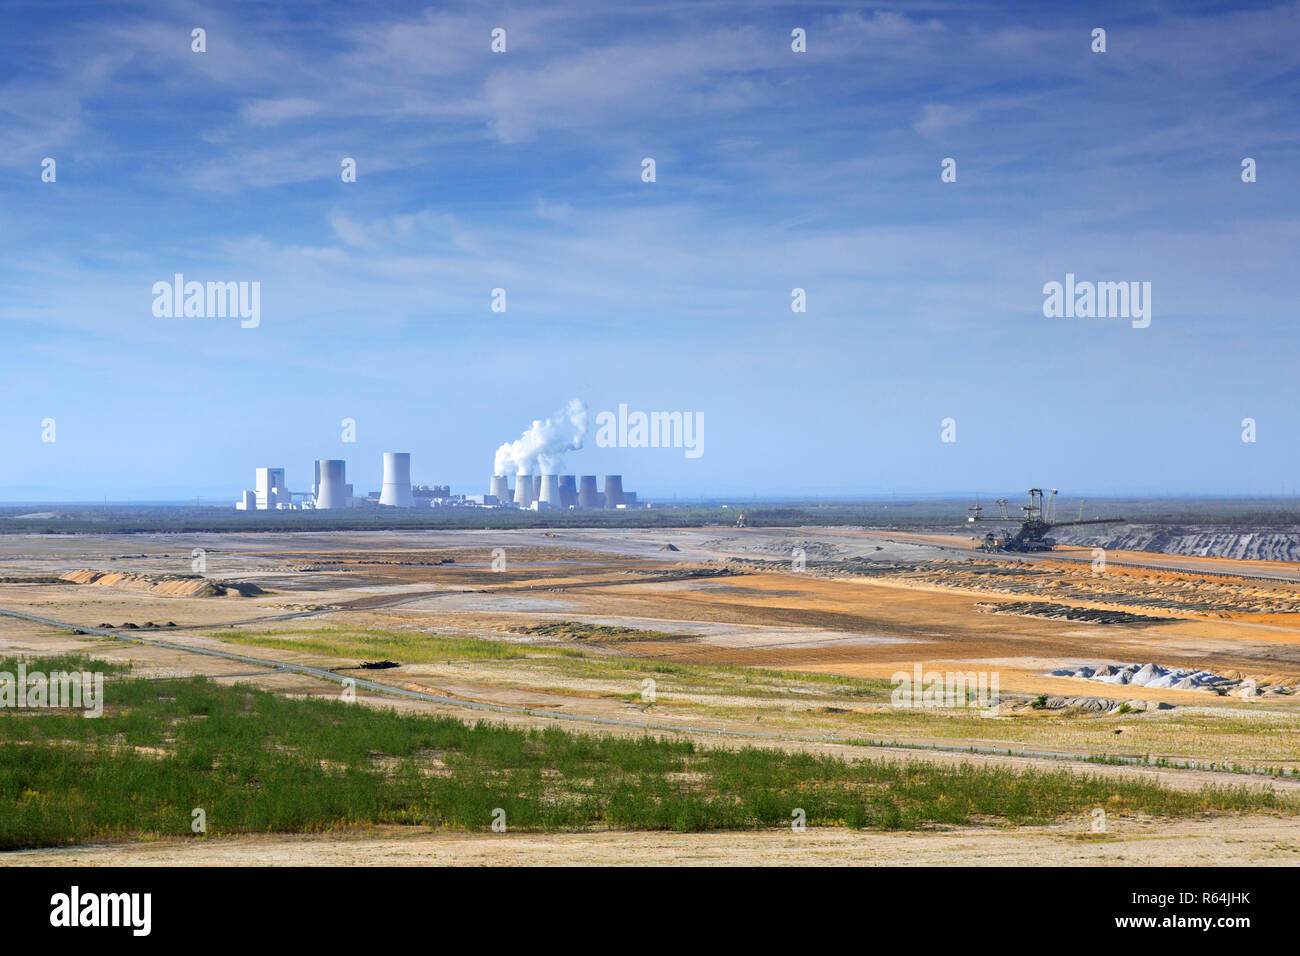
[[1, 0, 1299, 497]]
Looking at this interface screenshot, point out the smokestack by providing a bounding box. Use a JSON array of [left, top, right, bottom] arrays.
[[489, 474, 511, 504], [315, 459, 348, 509], [603, 475, 624, 508], [538, 475, 564, 509], [558, 475, 577, 508], [578, 475, 599, 509], [379, 452, 414, 507], [513, 473, 535, 507]]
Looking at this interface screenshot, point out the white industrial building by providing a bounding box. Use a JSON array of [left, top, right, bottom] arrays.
[[379, 452, 415, 507], [486, 473, 640, 510], [233, 451, 645, 513], [314, 459, 352, 509], [236, 467, 293, 510]]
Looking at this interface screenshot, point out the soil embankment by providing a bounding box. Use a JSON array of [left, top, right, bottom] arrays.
[[1055, 526, 1300, 562], [60, 569, 264, 598]]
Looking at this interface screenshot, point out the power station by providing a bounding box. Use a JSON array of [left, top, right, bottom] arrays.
[[314, 459, 351, 510], [379, 453, 414, 507], [487, 473, 637, 509], [234, 400, 643, 511], [235, 454, 643, 511]]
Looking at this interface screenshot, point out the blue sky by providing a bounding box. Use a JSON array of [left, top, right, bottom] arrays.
[[1, 0, 1298, 501]]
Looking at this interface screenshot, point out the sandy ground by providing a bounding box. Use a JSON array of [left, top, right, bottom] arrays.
[[6, 526, 1300, 864], [8, 816, 1300, 866]]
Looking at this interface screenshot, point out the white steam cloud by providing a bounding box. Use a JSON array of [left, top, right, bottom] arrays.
[[494, 398, 588, 477]]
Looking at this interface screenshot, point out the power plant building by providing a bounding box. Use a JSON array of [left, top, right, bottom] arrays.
[[236, 467, 291, 510], [234, 451, 645, 513], [558, 475, 578, 508], [379, 452, 415, 507], [314, 459, 350, 510], [513, 473, 535, 508], [256, 468, 286, 509], [488, 472, 639, 510], [536, 475, 563, 509], [603, 474, 624, 508]]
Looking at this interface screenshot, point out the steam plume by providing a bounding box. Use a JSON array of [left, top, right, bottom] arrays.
[[494, 398, 588, 477]]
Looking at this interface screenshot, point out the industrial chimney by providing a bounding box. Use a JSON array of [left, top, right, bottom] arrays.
[[379, 452, 415, 507], [603, 475, 625, 508], [513, 472, 535, 507], [558, 475, 577, 508], [578, 475, 599, 509], [538, 475, 564, 509], [315, 459, 348, 510], [489, 474, 511, 504]]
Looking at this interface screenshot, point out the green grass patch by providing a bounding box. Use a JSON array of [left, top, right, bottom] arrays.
[[0, 661, 1293, 849], [519, 651, 896, 701], [0, 654, 131, 676], [516, 620, 689, 642], [217, 627, 580, 664]]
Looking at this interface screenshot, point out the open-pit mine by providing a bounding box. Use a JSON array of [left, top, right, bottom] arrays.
[[3, 522, 1300, 866]]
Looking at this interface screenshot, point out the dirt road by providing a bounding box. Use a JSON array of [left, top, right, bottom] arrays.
[[8, 816, 1300, 866]]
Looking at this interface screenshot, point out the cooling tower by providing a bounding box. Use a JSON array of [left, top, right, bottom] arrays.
[[315, 460, 348, 510], [489, 475, 511, 504], [379, 452, 415, 507], [513, 473, 535, 507], [603, 475, 625, 508], [578, 475, 599, 508], [538, 475, 564, 509], [533, 475, 542, 497], [558, 475, 577, 508]]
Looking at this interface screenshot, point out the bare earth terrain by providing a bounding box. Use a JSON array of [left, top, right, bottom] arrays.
[[4, 524, 1300, 865], [12, 816, 1300, 867]]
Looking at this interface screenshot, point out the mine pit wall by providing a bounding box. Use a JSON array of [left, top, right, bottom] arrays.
[[1052, 526, 1300, 563]]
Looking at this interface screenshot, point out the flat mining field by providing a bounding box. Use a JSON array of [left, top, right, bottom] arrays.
[[3, 526, 1299, 865]]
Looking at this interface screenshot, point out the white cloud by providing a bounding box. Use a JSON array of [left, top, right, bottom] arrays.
[[241, 97, 322, 126]]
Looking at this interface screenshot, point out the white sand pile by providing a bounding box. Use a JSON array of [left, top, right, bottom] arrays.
[[1049, 663, 1294, 696]]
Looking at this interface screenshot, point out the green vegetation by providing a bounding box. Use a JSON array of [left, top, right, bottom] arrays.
[[517, 620, 688, 642], [200, 626, 1300, 770], [4, 496, 1300, 535], [0, 660, 1293, 849], [226, 623, 896, 702], [218, 627, 583, 664], [523, 652, 897, 701], [0, 654, 131, 676], [0, 575, 68, 584]]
